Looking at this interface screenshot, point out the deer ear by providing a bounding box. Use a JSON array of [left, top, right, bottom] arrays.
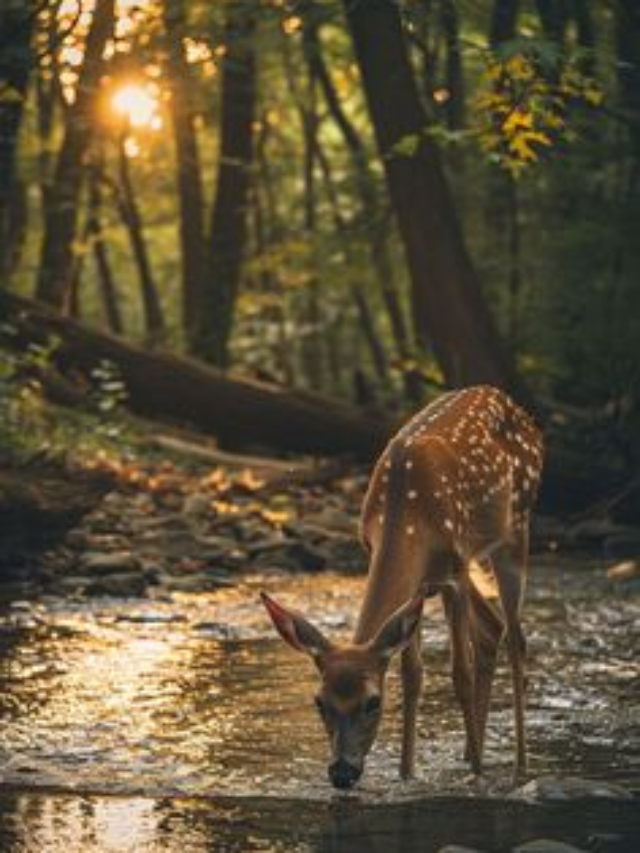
[[369, 595, 424, 660], [260, 592, 332, 658]]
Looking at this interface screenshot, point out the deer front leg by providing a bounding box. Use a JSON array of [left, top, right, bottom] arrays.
[[400, 632, 423, 779]]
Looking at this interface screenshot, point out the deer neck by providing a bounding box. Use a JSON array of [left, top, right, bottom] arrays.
[[353, 539, 429, 644]]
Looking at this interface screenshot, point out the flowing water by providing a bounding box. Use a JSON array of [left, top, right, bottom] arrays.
[[0, 559, 638, 851]]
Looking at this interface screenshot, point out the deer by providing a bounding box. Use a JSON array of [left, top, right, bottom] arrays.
[[261, 385, 543, 790]]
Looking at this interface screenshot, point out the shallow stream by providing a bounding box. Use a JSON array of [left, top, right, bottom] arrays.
[[0, 560, 638, 851]]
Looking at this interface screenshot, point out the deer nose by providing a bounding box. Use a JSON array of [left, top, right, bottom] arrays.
[[328, 759, 362, 790]]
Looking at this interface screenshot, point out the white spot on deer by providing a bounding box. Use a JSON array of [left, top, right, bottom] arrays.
[[406, 525, 415, 535], [406, 460, 414, 470], [443, 519, 454, 532], [407, 490, 418, 500]]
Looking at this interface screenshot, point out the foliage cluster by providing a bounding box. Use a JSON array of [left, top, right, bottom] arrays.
[[0, 328, 130, 462]]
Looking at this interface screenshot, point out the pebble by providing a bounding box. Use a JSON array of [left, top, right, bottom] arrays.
[[514, 776, 634, 803], [85, 572, 148, 598], [115, 613, 186, 625], [606, 560, 640, 583], [513, 841, 587, 853], [436, 846, 485, 853], [81, 551, 141, 576], [181, 492, 212, 520]]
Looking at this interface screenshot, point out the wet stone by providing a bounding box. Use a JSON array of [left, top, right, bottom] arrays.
[[192, 621, 238, 639], [85, 572, 148, 598], [437, 846, 486, 853], [513, 840, 588, 853], [606, 560, 640, 583], [63, 530, 88, 550], [46, 576, 91, 594], [157, 573, 220, 593], [80, 551, 142, 576], [115, 612, 186, 625], [514, 776, 634, 803], [181, 492, 212, 520], [252, 540, 327, 572]]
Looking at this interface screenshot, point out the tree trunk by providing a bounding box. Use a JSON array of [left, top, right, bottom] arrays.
[[615, 0, 640, 151], [314, 136, 389, 382], [440, 0, 465, 130], [87, 165, 123, 334], [194, 3, 257, 367], [341, 0, 526, 399], [0, 0, 34, 277], [535, 0, 569, 44], [0, 290, 393, 459], [490, 0, 520, 46], [488, 0, 522, 352], [36, 0, 115, 309], [116, 139, 165, 343], [163, 0, 206, 348]]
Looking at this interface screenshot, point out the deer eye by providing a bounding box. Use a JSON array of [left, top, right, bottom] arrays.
[[364, 695, 382, 716]]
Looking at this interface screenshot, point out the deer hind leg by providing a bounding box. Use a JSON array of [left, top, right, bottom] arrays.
[[400, 632, 423, 779], [492, 528, 529, 777], [442, 582, 482, 775], [464, 576, 504, 763]]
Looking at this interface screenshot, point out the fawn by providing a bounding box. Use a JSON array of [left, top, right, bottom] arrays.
[[262, 386, 543, 789]]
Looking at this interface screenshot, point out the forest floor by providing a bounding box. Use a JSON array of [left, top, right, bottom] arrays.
[[2, 438, 640, 603]]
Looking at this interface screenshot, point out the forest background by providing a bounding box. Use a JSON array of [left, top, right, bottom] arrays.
[[1, 0, 639, 508]]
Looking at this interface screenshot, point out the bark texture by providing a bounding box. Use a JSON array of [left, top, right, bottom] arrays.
[[36, 0, 116, 309], [341, 0, 526, 401], [195, 3, 257, 366]]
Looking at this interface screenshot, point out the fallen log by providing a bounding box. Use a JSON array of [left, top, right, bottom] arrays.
[[0, 290, 394, 459]]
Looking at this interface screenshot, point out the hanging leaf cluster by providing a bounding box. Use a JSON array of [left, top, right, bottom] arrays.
[[475, 42, 604, 176]]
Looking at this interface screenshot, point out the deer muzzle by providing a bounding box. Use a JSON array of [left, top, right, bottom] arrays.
[[328, 758, 362, 790]]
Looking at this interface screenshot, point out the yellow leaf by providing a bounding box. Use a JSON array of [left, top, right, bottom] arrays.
[[509, 135, 538, 162], [502, 110, 534, 135]]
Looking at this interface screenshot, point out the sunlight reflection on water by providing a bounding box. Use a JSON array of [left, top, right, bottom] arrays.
[[0, 565, 638, 850]]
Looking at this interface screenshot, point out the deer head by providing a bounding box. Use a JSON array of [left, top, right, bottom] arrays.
[[261, 592, 424, 789]]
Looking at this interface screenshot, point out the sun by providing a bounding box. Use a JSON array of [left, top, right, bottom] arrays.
[[112, 84, 161, 129]]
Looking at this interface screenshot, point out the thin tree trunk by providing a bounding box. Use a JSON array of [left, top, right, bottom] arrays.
[[87, 165, 123, 334], [116, 139, 165, 342], [314, 135, 389, 382], [0, 0, 34, 278], [253, 122, 296, 386], [489, 0, 522, 352], [163, 0, 206, 348], [282, 36, 326, 391], [342, 0, 526, 398], [305, 24, 420, 400], [490, 0, 520, 46], [572, 0, 596, 76], [440, 0, 465, 130], [195, 3, 256, 367], [36, 0, 115, 309], [536, 0, 569, 42], [615, 0, 640, 151]]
